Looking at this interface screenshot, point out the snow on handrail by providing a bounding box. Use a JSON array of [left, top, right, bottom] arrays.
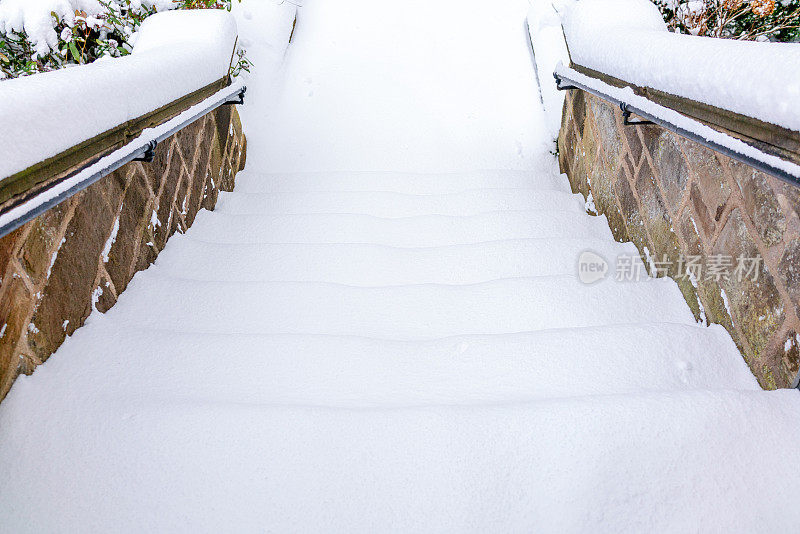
[[553, 64, 800, 188], [0, 82, 246, 240]]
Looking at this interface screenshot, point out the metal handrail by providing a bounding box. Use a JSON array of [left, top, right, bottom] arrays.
[[0, 83, 246, 239], [554, 66, 800, 188]]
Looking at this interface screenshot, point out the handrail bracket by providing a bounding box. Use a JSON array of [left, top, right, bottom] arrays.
[[133, 140, 158, 163], [620, 104, 654, 126]]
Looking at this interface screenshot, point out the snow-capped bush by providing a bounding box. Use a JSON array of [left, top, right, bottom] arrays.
[[0, 0, 246, 79], [653, 0, 799, 41]]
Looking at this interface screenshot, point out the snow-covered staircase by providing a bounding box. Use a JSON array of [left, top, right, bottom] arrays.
[[3, 166, 799, 531], [2, 0, 800, 530]]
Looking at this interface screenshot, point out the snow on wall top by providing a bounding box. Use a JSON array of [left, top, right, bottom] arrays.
[[562, 0, 800, 132], [0, 9, 237, 181], [0, 0, 175, 58], [0, 0, 105, 57]]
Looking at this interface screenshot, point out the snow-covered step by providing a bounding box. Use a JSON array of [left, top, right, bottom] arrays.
[[108, 275, 696, 337], [215, 188, 585, 217], [3, 387, 798, 532], [185, 210, 614, 245], [42, 324, 758, 409], [234, 169, 568, 194], [156, 236, 637, 285]]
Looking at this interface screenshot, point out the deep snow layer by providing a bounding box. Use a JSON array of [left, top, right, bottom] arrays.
[[1, 0, 800, 531], [0, 9, 240, 180], [562, 0, 800, 132]]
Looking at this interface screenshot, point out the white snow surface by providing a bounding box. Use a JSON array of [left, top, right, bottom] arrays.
[[0, 0, 106, 57], [0, 0, 174, 57], [563, 0, 800, 132], [0, 9, 237, 180], [2, 0, 800, 531]]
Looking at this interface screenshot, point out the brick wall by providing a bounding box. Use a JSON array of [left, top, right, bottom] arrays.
[[558, 89, 800, 389], [0, 105, 246, 401]]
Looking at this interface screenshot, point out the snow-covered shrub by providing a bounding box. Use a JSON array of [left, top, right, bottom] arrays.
[[653, 0, 799, 41], [0, 0, 246, 79]]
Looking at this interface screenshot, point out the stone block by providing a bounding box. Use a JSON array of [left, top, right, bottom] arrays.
[[729, 160, 785, 247], [614, 169, 650, 255], [569, 122, 596, 199], [589, 97, 623, 166], [561, 129, 578, 189], [590, 151, 628, 242], [175, 167, 191, 220], [683, 141, 730, 228], [571, 90, 586, 137], [778, 238, 800, 306], [27, 172, 125, 363], [144, 141, 172, 195], [777, 329, 799, 386], [214, 105, 234, 158], [220, 142, 238, 192], [93, 271, 117, 314], [134, 230, 159, 274], [0, 226, 26, 286], [185, 166, 206, 228], [651, 131, 689, 214], [696, 280, 736, 334], [622, 126, 643, 168], [178, 117, 207, 175], [208, 131, 225, 191], [19, 202, 72, 285], [239, 135, 248, 172], [106, 168, 152, 294], [0, 275, 34, 398], [689, 183, 715, 241], [635, 160, 680, 262], [714, 209, 785, 383], [202, 167, 220, 213], [153, 140, 185, 249], [773, 180, 800, 222], [678, 211, 702, 256]]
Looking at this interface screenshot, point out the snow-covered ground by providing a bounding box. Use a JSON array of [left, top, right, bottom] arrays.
[[2, 0, 800, 531]]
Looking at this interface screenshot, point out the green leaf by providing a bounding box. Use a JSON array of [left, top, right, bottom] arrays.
[[69, 41, 81, 62]]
